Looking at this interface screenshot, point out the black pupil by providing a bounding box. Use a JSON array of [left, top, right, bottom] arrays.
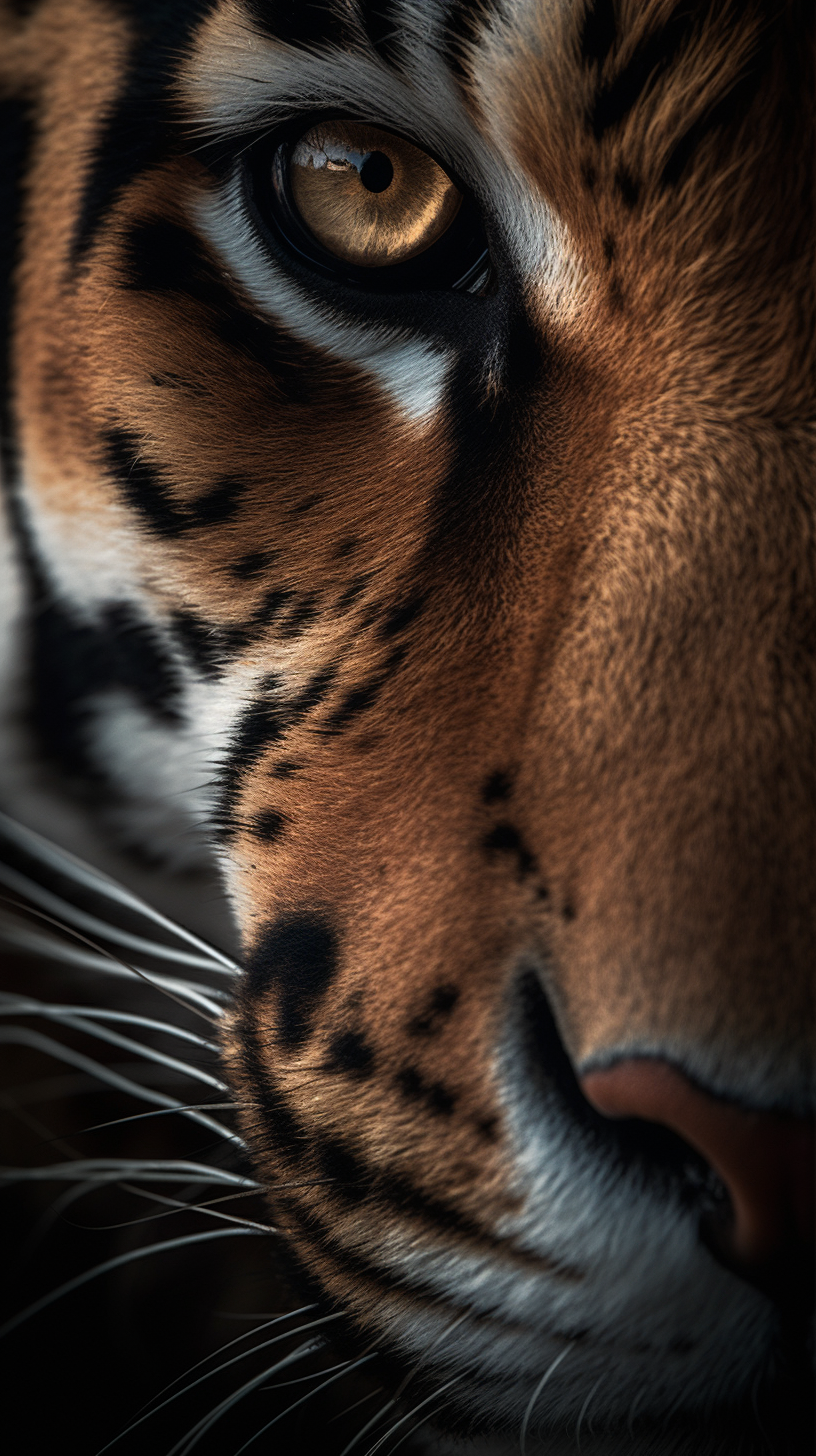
[[359, 151, 393, 193]]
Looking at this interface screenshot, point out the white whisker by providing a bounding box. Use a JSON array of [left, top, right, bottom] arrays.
[[126, 1306, 320, 1442], [0, 921, 229, 1012], [0, 1028, 244, 1144], [338, 1319, 468, 1456], [329, 1387, 382, 1427], [234, 1351, 378, 1455], [0, 1226, 265, 1340], [0, 1156, 258, 1186], [96, 1313, 338, 1451], [58, 1102, 242, 1139], [379, 1403, 452, 1456], [261, 1356, 356, 1389], [363, 1376, 464, 1456], [0, 1082, 75, 1154], [0, 993, 221, 1050], [0, 859, 230, 971], [101, 1181, 273, 1233], [390, 1310, 470, 1406], [0, 899, 223, 1023], [519, 1347, 572, 1456], [339, 1395, 396, 1454], [0, 810, 239, 972], [4, 1005, 226, 1090], [126, 1304, 316, 1424], [575, 1374, 603, 1450], [13, 1180, 100, 1266], [71, 1180, 271, 1233], [164, 1338, 328, 1456]]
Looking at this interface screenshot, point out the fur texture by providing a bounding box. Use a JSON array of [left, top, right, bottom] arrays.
[[0, 1, 813, 1450]]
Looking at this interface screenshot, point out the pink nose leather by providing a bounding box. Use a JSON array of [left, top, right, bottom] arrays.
[[580, 1059, 815, 1270]]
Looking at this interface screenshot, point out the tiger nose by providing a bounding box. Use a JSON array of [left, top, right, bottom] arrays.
[[580, 1058, 815, 1276]]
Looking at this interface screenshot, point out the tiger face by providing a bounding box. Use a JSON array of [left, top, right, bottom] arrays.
[[1, 0, 813, 1450]]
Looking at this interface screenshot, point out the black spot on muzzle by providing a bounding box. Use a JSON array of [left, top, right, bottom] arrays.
[[245, 910, 339, 1048]]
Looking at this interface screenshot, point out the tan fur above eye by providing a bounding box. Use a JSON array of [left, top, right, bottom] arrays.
[[288, 121, 462, 267]]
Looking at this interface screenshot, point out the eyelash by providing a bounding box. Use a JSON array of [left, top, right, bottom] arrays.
[[240, 118, 492, 295]]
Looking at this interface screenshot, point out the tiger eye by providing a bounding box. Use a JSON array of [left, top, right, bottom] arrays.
[[288, 121, 463, 268]]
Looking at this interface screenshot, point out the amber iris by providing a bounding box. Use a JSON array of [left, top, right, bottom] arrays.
[[288, 121, 463, 268]]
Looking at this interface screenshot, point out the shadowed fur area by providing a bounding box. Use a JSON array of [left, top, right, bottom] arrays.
[[0, 1, 813, 1453]]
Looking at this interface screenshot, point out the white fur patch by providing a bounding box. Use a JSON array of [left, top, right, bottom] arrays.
[[13, 470, 145, 616], [84, 688, 215, 872]]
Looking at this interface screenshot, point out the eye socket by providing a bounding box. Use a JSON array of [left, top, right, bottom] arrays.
[[246, 118, 490, 293]]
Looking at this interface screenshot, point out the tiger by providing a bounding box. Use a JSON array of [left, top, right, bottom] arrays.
[[0, 0, 813, 1452]]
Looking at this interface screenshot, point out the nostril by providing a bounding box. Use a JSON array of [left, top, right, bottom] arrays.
[[518, 971, 729, 1209], [581, 1059, 815, 1298]]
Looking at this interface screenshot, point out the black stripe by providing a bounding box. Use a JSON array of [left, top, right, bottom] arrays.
[[407, 983, 460, 1036], [590, 4, 699, 140], [483, 821, 538, 879], [315, 1135, 371, 1204], [333, 535, 359, 560], [660, 42, 769, 189], [423, 308, 546, 579], [442, 0, 496, 83], [104, 428, 180, 536], [170, 607, 226, 678], [270, 758, 303, 778], [244, 910, 339, 1048], [481, 769, 513, 804], [241, 1020, 538, 1297], [230, 549, 275, 580], [380, 595, 425, 639], [124, 217, 357, 405], [274, 1190, 437, 1300], [289, 492, 322, 516], [31, 598, 183, 783], [190, 476, 245, 526], [239, 1027, 578, 1275], [322, 646, 407, 733], [274, 1189, 562, 1380], [292, 663, 338, 714], [4, 1, 47, 17], [0, 95, 34, 542], [217, 692, 288, 832], [217, 666, 337, 833], [124, 217, 222, 301], [104, 428, 246, 539], [224, 588, 294, 653], [72, 1, 218, 261], [358, 0, 404, 68], [326, 1028, 375, 1078], [279, 593, 320, 639], [395, 1065, 457, 1115], [305, 1128, 574, 1272], [579, 0, 617, 67], [238, 1010, 309, 1159], [241, 0, 352, 49], [335, 575, 370, 612], [243, 1024, 563, 1268], [251, 807, 288, 842], [613, 165, 639, 208]]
